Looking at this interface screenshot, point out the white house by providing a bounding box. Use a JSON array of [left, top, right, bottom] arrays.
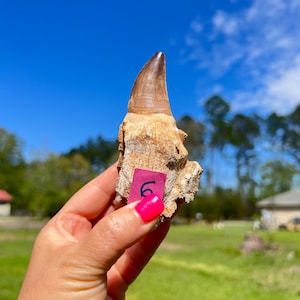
[[0, 189, 13, 217], [256, 189, 300, 229]]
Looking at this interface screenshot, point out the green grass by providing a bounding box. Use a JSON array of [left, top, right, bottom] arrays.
[[127, 224, 300, 300], [0, 230, 37, 300], [1, 224, 300, 299]]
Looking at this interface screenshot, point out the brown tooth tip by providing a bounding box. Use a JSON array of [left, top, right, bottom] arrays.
[[153, 51, 164, 61], [128, 52, 172, 115]]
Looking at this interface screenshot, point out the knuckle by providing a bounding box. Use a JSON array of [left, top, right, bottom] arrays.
[[103, 213, 131, 248]]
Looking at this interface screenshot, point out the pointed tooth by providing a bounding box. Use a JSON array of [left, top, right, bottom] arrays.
[[128, 52, 172, 116]]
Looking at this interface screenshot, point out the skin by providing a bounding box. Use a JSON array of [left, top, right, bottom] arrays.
[[18, 163, 170, 300]]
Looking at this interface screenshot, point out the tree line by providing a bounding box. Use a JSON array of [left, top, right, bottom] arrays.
[[1, 95, 299, 219], [178, 96, 300, 221]]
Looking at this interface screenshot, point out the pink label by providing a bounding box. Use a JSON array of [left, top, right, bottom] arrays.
[[127, 168, 167, 203]]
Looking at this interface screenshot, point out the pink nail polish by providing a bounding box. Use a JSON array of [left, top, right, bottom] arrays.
[[135, 194, 165, 222]]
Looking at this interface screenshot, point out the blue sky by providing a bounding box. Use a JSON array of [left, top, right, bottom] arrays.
[[1, 0, 300, 161]]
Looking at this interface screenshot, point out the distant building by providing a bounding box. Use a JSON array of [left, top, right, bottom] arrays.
[[256, 189, 300, 229], [0, 190, 13, 217]]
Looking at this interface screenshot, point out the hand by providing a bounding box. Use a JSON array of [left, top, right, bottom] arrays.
[[18, 163, 169, 300]]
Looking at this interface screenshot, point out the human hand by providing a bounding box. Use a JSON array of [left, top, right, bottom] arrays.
[[18, 163, 169, 300]]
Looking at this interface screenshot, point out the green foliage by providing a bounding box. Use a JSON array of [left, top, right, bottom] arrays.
[[204, 95, 230, 123], [259, 160, 299, 198], [204, 95, 231, 193], [229, 114, 260, 149], [177, 115, 205, 161], [229, 113, 260, 198], [265, 112, 288, 143], [179, 188, 251, 222], [286, 104, 300, 163], [204, 95, 231, 149], [1, 97, 300, 220], [0, 128, 24, 168], [65, 135, 118, 172], [0, 128, 26, 209], [22, 154, 94, 217]]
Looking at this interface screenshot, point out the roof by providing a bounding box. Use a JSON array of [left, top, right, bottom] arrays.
[[257, 189, 300, 208], [0, 190, 13, 202]]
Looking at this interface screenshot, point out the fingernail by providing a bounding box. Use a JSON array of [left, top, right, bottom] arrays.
[[135, 194, 165, 222]]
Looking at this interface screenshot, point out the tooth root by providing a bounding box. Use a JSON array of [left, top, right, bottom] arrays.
[[128, 52, 172, 116]]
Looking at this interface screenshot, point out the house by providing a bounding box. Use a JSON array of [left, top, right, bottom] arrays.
[[0, 189, 13, 217], [256, 189, 300, 229]]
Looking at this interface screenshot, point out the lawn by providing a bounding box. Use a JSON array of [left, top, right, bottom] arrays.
[[0, 229, 37, 300], [1, 223, 300, 299], [127, 223, 300, 300]]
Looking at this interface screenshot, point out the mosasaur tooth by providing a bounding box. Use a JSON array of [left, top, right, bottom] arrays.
[[115, 52, 203, 219]]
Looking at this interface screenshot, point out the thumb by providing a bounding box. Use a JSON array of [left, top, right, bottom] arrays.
[[78, 194, 164, 273]]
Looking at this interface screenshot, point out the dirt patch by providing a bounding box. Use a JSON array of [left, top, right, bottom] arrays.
[[160, 242, 187, 251], [0, 216, 47, 230], [0, 233, 36, 241], [287, 265, 300, 274]]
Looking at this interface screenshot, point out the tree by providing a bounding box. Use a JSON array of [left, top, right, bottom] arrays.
[[229, 114, 260, 198], [265, 112, 288, 146], [259, 160, 298, 198], [23, 153, 93, 217], [204, 95, 231, 192], [286, 105, 300, 164], [65, 135, 118, 172], [177, 115, 205, 161], [263, 112, 288, 162], [0, 128, 25, 209]]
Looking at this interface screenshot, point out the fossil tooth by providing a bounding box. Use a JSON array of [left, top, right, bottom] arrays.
[[128, 52, 172, 116], [115, 52, 203, 219]]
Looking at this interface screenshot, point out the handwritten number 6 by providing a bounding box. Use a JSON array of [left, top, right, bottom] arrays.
[[140, 180, 156, 198]]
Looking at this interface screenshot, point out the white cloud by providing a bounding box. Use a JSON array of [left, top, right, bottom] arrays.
[[212, 10, 238, 36], [212, 84, 223, 94], [185, 34, 197, 47], [230, 56, 300, 114], [265, 58, 300, 111], [190, 18, 203, 34], [181, 0, 300, 114]]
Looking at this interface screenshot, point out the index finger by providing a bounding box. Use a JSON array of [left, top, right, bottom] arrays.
[[60, 163, 119, 220]]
